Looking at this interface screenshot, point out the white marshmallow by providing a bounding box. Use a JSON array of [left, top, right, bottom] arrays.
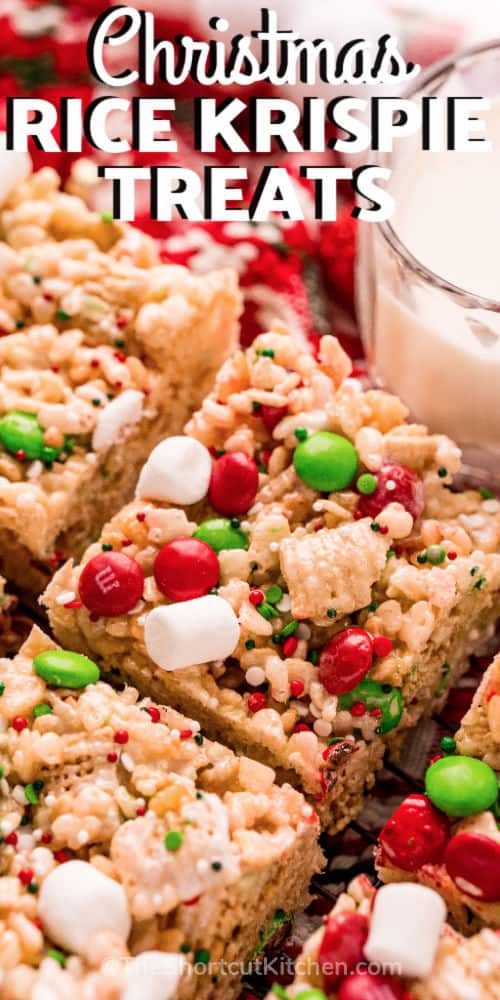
[[0, 134, 31, 205], [38, 860, 131, 956], [364, 883, 446, 979], [144, 595, 240, 671], [136, 436, 212, 505], [121, 952, 186, 1000], [92, 390, 144, 453]]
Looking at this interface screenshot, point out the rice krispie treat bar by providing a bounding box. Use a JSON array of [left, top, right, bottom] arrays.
[[0, 166, 240, 595], [0, 627, 322, 1000], [44, 326, 500, 833], [265, 875, 500, 1000], [0, 575, 30, 656]]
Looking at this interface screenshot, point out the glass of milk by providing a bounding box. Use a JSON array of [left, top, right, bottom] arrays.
[[357, 40, 500, 485]]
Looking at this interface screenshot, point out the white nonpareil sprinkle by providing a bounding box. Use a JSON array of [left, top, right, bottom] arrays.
[[38, 860, 131, 956], [13, 785, 27, 805], [269, 541, 280, 552], [364, 883, 446, 979], [55, 590, 76, 605], [77, 830, 90, 845], [196, 859, 209, 874], [144, 595, 240, 671], [276, 594, 291, 613], [313, 719, 332, 738], [245, 666, 266, 687], [136, 436, 212, 505], [312, 500, 324, 512]]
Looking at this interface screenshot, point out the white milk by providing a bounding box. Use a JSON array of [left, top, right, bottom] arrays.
[[363, 101, 500, 468]]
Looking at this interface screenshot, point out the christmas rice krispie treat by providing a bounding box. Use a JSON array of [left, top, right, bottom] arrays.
[[0, 165, 240, 595], [377, 653, 500, 934], [265, 875, 500, 1000], [0, 627, 322, 1000], [44, 325, 500, 833]]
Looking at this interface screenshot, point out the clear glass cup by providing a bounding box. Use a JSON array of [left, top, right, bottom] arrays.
[[357, 39, 500, 486]]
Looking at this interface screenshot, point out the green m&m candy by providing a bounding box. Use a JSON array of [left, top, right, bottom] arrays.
[[0, 411, 63, 462], [296, 992, 328, 1000], [339, 678, 403, 734], [293, 432, 358, 492], [194, 518, 249, 553], [425, 755, 498, 817], [33, 650, 100, 689]]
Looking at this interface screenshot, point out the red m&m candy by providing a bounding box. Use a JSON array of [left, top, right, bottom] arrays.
[[357, 463, 424, 521], [338, 969, 405, 1000], [79, 551, 144, 617], [444, 831, 500, 902], [378, 794, 449, 872], [318, 911, 369, 991], [153, 538, 219, 602], [318, 628, 373, 696], [260, 404, 288, 434], [209, 452, 259, 516]]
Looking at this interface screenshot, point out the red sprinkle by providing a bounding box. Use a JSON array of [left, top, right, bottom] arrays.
[[15, 450, 26, 462], [5, 832, 18, 846], [372, 635, 393, 658], [114, 730, 129, 745], [293, 723, 311, 734], [180, 729, 193, 740], [248, 692, 268, 713], [41, 832, 53, 844], [428, 754, 442, 766], [379, 524, 389, 535], [183, 895, 201, 906], [283, 638, 299, 659], [90, 358, 99, 368], [289, 678, 304, 697], [107, 751, 118, 763], [12, 716, 27, 732], [115, 380, 123, 389], [18, 868, 34, 886], [114, 351, 127, 363], [121, 538, 133, 547], [351, 701, 366, 717], [136, 805, 146, 816], [116, 316, 127, 328], [147, 706, 161, 723], [64, 599, 82, 609], [249, 589, 264, 606], [43, 292, 54, 302], [369, 707, 382, 717], [486, 691, 498, 702], [447, 551, 458, 560], [136, 512, 146, 522], [53, 850, 69, 864]]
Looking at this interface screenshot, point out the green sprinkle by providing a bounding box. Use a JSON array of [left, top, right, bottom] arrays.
[[368, 601, 379, 612], [47, 949, 66, 968], [328, 736, 343, 746], [327, 608, 337, 618], [15, 320, 25, 329], [417, 553, 427, 564], [370, 522, 381, 532], [27, 881, 39, 894], [252, 401, 262, 413], [216, 449, 226, 457], [440, 736, 457, 755], [386, 549, 396, 559], [480, 487, 494, 499], [0, 682, 5, 696], [194, 733, 203, 746], [281, 619, 299, 637], [20, 813, 30, 826], [308, 650, 319, 665], [245, 639, 255, 650], [33, 703, 52, 718], [436, 662, 451, 695], [55, 309, 71, 321], [260, 348, 275, 358], [230, 518, 241, 529], [474, 576, 487, 590], [114, 338, 126, 348], [164, 830, 184, 852], [0, 766, 3, 779], [357, 473, 377, 495], [102, 543, 113, 551], [257, 601, 279, 620], [194, 949, 210, 966], [272, 633, 282, 644], [100, 211, 114, 223], [470, 566, 479, 576], [207, 587, 218, 595], [32, 275, 42, 285], [265, 585, 283, 604], [91, 398, 101, 407], [294, 427, 308, 442], [211, 860, 222, 871], [180, 943, 191, 954], [426, 544, 446, 565], [24, 783, 41, 805], [437, 467, 448, 478]]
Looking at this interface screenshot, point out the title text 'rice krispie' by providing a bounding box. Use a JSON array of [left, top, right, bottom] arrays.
[[0, 628, 322, 1000], [45, 326, 500, 833]]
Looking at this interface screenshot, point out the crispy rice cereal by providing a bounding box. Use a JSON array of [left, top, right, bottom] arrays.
[[0, 628, 322, 1000], [377, 653, 500, 935], [0, 168, 240, 595], [266, 875, 500, 999], [45, 326, 500, 833]]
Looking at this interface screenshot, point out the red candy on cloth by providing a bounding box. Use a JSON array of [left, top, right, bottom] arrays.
[[153, 538, 219, 602], [318, 911, 369, 991], [444, 832, 500, 902], [318, 628, 373, 696], [209, 452, 259, 516], [79, 551, 144, 616], [357, 464, 425, 521], [378, 794, 449, 872]]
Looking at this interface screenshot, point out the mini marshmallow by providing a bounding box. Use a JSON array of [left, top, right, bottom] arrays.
[[364, 882, 446, 979], [38, 860, 131, 956], [144, 595, 240, 671], [92, 390, 144, 453], [0, 134, 31, 205], [121, 952, 186, 1000], [136, 436, 212, 505]]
